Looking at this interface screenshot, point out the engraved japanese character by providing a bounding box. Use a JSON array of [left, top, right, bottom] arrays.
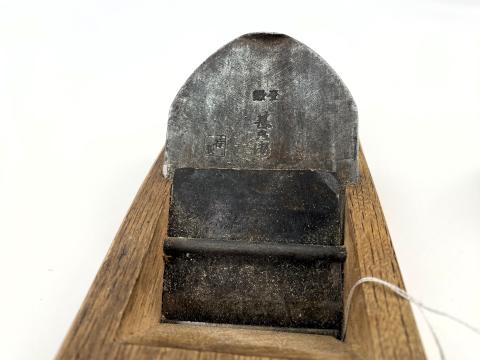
[[214, 136, 226, 149], [252, 90, 266, 101], [257, 142, 270, 156], [267, 90, 279, 100], [257, 129, 269, 140], [254, 112, 272, 130], [205, 135, 226, 156]]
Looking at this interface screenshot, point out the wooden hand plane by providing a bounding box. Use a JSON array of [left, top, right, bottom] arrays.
[[57, 33, 425, 360]]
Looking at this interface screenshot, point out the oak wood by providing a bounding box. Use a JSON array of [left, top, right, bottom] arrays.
[[343, 149, 426, 359], [56, 147, 425, 359], [124, 324, 355, 360]]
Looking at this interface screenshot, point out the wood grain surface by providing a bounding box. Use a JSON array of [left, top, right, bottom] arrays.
[[56, 148, 424, 359], [343, 149, 426, 359]]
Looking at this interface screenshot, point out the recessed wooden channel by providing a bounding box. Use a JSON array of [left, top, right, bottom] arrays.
[[57, 149, 426, 359]]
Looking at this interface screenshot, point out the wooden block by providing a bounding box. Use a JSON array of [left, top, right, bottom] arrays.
[[56, 147, 425, 359]]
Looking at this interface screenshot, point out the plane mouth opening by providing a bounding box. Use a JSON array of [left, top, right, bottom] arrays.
[[161, 168, 344, 336]]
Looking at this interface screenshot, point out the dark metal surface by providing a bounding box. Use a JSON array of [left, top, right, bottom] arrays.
[[162, 167, 344, 331], [165, 33, 358, 184], [164, 237, 346, 261], [162, 252, 343, 330], [168, 168, 342, 245]]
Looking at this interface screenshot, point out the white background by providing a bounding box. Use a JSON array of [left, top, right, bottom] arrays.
[[1, 1, 479, 359]]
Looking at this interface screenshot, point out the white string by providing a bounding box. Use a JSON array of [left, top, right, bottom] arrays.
[[342, 276, 480, 360]]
